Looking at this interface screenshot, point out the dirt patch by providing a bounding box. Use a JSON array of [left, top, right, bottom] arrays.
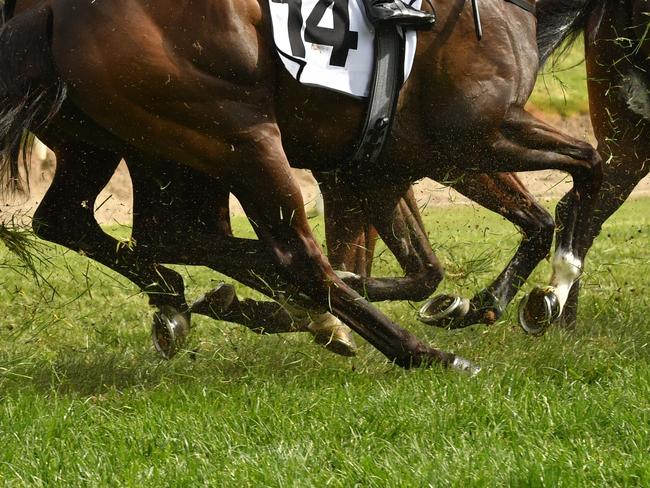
[[2, 113, 649, 226]]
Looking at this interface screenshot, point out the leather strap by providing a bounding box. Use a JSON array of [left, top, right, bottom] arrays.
[[505, 0, 536, 16], [349, 24, 405, 167]]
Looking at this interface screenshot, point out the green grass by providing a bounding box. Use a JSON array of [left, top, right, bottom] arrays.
[[1, 197, 649, 486], [530, 37, 589, 116]]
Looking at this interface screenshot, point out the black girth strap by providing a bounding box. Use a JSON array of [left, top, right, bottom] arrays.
[[505, 0, 536, 16], [349, 24, 405, 167]]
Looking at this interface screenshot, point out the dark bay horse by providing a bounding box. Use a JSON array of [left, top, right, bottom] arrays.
[[532, 0, 649, 327], [318, 168, 555, 330], [0, 0, 602, 368], [1, 0, 550, 360]]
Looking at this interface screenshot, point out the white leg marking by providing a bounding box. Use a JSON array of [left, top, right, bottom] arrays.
[[334, 270, 361, 280], [549, 249, 582, 313], [307, 312, 350, 336], [275, 294, 356, 351]]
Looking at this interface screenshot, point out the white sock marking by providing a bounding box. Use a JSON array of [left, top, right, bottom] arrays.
[[549, 249, 582, 313]]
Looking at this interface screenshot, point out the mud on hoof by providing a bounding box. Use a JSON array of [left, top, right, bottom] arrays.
[[307, 314, 358, 357], [152, 305, 191, 359], [418, 294, 471, 329], [518, 287, 561, 336], [419, 291, 504, 329], [190, 282, 237, 317]]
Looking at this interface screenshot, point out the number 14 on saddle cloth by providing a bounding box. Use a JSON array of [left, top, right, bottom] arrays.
[[268, 0, 419, 98]]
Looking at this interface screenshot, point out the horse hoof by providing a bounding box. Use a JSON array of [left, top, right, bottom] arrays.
[[451, 356, 481, 376], [152, 306, 191, 359], [308, 316, 358, 357], [418, 294, 470, 328], [518, 287, 561, 336], [190, 282, 236, 316]]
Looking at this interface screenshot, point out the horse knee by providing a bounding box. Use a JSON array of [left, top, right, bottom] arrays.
[[574, 145, 603, 189], [533, 211, 555, 252], [32, 202, 62, 242]]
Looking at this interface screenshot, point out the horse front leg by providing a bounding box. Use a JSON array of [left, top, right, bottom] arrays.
[[419, 172, 555, 329], [215, 129, 474, 370], [317, 172, 445, 302]]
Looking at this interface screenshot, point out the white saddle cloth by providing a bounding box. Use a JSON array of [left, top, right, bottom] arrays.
[[268, 0, 420, 98]]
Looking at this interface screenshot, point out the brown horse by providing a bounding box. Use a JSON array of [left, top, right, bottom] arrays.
[[323, 0, 650, 332], [0, 0, 602, 368], [1, 0, 371, 359], [1, 0, 549, 360], [532, 0, 649, 327]]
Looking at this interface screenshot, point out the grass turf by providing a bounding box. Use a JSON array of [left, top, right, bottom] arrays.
[[530, 37, 589, 116], [1, 196, 649, 486]]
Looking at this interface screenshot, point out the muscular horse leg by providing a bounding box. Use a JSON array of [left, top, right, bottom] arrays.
[[321, 181, 377, 278], [560, 151, 649, 328], [557, 15, 650, 328], [420, 172, 555, 328], [128, 158, 357, 355], [481, 109, 603, 334], [317, 171, 445, 301], [32, 141, 187, 315], [185, 132, 467, 369], [321, 167, 554, 330]]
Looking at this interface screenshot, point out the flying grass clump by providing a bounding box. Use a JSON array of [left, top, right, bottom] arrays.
[[0, 217, 53, 287]]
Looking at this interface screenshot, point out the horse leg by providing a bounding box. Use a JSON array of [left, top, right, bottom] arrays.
[[32, 141, 189, 356], [558, 151, 649, 328], [128, 159, 357, 356], [146, 212, 476, 367], [323, 169, 553, 329], [420, 172, 555, 328], [319, 171, 379, 279], [317, 171, 445, 301], [475, 108, 602, 334], [558, 22, 650, 328], [176, 131, 470, 370]]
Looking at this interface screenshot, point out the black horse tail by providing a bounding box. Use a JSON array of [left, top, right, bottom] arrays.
[[536, 0, 604, 67], [2, 0, 18, 23], [0, 6, 66, 194]]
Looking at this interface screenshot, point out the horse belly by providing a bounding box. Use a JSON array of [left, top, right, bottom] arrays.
[[50, 0, 279, 172]]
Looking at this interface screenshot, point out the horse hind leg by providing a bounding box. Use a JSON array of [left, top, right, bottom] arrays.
[[223, 129, 473, 370], [420, 172, 555, 329], [559, 147, 650, 328], [482, 108, 602, 335], [127, 159, 357, 357], [32, 141, 190, 357]]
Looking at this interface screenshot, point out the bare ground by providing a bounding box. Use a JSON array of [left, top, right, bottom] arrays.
[[2, 113, 649, 226]]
